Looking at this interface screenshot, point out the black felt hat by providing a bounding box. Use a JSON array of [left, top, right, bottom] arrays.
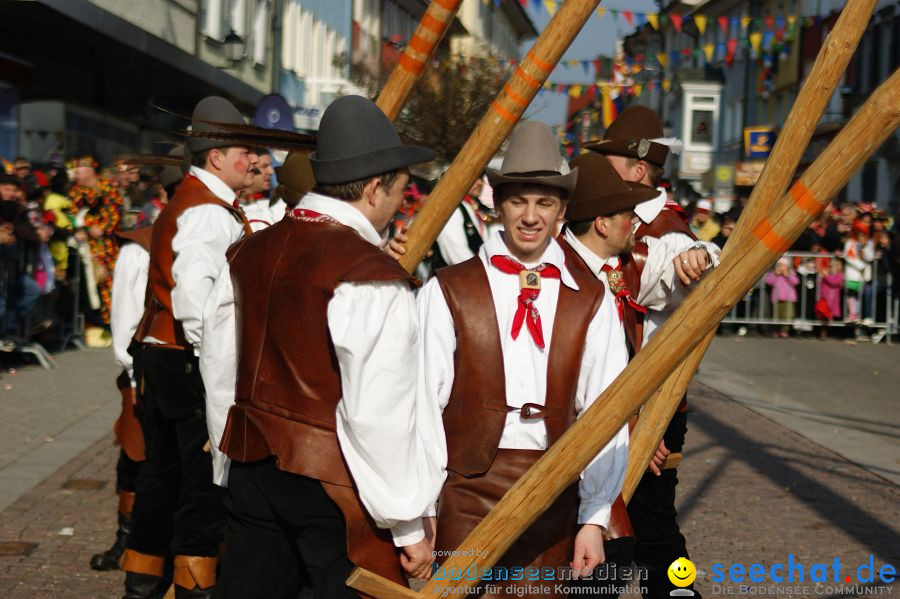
[[309, 96, 435, 185], [565, 152, 658, 222]]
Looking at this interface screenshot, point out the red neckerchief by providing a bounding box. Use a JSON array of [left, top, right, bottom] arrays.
[[489, 255, 561, 349], [601, 262, 647, 321]]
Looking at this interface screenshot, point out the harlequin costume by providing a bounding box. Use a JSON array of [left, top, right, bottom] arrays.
[[66, 157, 123, 324]]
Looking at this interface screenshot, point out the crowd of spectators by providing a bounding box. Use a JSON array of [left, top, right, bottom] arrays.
[[685, 194, 900, 340], [0, 154, 169, 355]]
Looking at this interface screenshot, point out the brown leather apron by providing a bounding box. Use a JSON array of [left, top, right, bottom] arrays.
[[435, 449, 578, 599]]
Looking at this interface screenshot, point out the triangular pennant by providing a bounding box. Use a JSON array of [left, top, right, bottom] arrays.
[[764, 15, 775, 30], [569, 85, 582, 98], [596, 7, 606, 18], [610, 9, 619, 23], [703, 43, 715, 62], [647, 80, 655, 90], [694, 14, 707, 34], [635, 13, 647, 28], [776, 16, 785, 29], [718, 15, 728, 34], [543, 0, 556, 16], [683, 14, 693, 29], [662, 79, 671, 92], [593, 59, 603, 75], [694, 48, 704, 63], [633, 83, 643, 97], [660, 15, 668, 27], [670, 14, 683, 32], [749, 31, 763, 54], [762, 30, 773, 50], [518, 0, 527, 6], [741, 16, 752, 30], [726, 38, 738, 64], [657, 52, 668, 68], [647, 13, 659, 30], [681, 47, 692, 56], [622, 11, 633, 27], [787, 15, 797, 27], [581, 60, 590, 73]]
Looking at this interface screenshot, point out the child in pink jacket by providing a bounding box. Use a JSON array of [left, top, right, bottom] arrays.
[[765, 257, 800, 337]]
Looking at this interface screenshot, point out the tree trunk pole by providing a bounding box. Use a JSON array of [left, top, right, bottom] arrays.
[[396, 0, 602, 274], [622, 0, 877, 502], [348, 71, 900, 598], [376, 0, 463, 121]]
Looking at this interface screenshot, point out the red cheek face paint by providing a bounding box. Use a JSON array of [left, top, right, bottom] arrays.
[[233, 159, 248, 174]]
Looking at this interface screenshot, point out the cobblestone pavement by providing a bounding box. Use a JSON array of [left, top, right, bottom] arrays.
[[0, 349, 897, 597]]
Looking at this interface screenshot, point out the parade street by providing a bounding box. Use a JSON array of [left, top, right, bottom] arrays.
[[0, 340, 896, 598]]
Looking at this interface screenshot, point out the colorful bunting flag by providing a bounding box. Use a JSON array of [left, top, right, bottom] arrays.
[[694, 14, 708, 34], [703, 43, 715, 62], [670, 14, 683, 32], [543, 0, 556, 16], [740, 16, 752, 30], [647, 13, 659, 30], [657, 52, 668, 68], [749, 31, 763, 54], [622, 11, 634, 27], [596, 7, 606, 18], [662, 79, 671, 92], [717, 15, 728, 34]]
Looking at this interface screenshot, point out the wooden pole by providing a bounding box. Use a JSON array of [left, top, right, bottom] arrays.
[[622, 0, 877, 502], [396, 0, 602, 273], [348, 71, 900, 598], [376, 0, 463, 121]]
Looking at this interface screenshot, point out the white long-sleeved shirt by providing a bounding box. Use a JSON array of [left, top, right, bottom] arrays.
[[416, 230, 629, 527], [201, 192, 445, 547], [561, 228, 720, 343], [169, 166, 246, 351], [435, 200, 488, 266], [240, 198, 288, 232], [111, 242, 150, 382]]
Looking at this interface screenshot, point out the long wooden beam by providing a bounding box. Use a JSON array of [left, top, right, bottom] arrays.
[[376, 0, 463, 121], [621, 0, 877, 502], [396, 0, 602, 273], [348, 70, 900, 597]]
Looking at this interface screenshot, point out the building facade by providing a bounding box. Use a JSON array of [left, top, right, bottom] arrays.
[[1, 0, 277, 164], [618, 0, 899, 213]]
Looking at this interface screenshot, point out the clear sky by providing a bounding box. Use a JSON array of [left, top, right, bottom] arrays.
[[518, 1, 658, 129]]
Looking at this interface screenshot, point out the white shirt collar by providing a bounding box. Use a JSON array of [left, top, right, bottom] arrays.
[[189, 166, 237, 204], [297, 192, 383, 246], [562, 227, 620, 275], [633, 186, 667, 225], [481, 229, 579, 290]]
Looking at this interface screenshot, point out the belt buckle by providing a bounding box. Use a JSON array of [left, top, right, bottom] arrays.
[[519, 403, 544, 419]]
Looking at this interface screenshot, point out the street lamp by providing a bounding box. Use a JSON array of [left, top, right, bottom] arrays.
[[224, 29, 246, 63]]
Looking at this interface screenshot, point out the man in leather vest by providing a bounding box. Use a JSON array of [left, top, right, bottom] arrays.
[[417, 121, 630, 599], [122, 96, 253, 599], [203, 95, 445, 598], [585, 106, 720, 599]]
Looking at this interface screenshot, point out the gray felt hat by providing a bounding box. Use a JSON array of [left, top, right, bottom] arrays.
[[486, 121, 578, 194], [186, 96, 247, 154], [309, 95, 435, 185]]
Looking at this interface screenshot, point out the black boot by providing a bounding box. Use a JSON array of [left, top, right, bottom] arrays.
[[122, 571, 164, 599], [174, 585, 215, 599], [90, 512, 132, 570]]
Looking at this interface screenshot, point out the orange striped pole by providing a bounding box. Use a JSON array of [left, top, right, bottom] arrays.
[[348, 67, 900, 599], [622, 0, 877, 502], [397, 0, 600, 273], [376, 0, 463, 121]]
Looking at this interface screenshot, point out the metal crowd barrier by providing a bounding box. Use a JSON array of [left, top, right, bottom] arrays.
[[720, 251, 896, 343]]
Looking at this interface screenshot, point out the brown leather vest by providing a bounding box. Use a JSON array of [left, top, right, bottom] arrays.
[[116, 225, 154, 253], [219, 214, 414, 487], [435, 255, 605, 478], [635, 207, 697, 241], [133, 175, 250, 349]]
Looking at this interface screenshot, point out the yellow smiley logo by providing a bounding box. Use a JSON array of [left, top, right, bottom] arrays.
[[668, 557, 697, 587]]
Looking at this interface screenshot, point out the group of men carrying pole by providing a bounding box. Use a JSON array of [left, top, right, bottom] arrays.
[[94, 81, 718, 598]]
